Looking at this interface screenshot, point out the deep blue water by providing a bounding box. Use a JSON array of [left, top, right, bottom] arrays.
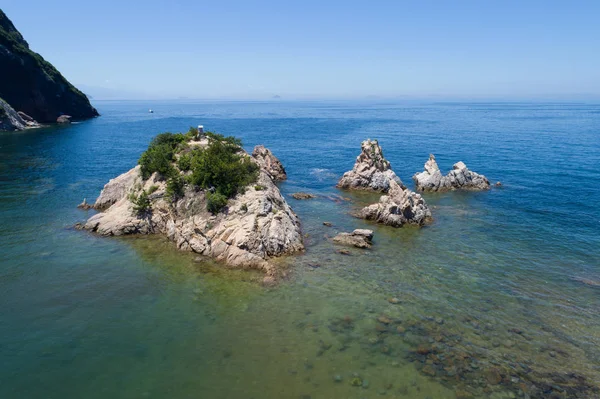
[[1, 100, 599, 399]]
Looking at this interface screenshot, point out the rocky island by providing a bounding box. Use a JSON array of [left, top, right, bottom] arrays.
[[339, 140, 432, 227], [82, 129, 303, 279], [337, 139, 401, 192], [413, 154, 490, 192], [0, 9, 98, 131]]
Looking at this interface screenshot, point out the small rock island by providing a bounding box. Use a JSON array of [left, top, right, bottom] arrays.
[[82, 129, 303, 278], [339, 140, 432, 227], [413, 154, 490, 192], [337, 139, 401, 192]]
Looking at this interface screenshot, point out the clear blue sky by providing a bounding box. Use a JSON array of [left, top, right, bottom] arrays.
[[3, 0, 599, 99]]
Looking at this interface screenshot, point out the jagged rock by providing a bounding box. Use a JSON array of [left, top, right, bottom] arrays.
[[332, 229, 374, 248], [0, 10, 98, 123], [359, 180, 432, 227], [337, 139, 401, 192], [93, 166, 141, 210], [17, 111, 34, 122], [413, 154, 490, 192], [56, 115, 72, 124], [252, 145, 287, 181], [292, 192, 316, 200], [83, 146, 303, 276], [0, 98, 26, 131], [77, 198, 93, 210]]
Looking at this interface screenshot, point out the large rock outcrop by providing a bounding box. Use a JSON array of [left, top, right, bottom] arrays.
[[413, 154, 490, 192], [252, 145, 287, 181], [359, 179, 432, 227], [0, 10, 98, 124], [337, 139, 401, 192], [83, 145, 303, 276]]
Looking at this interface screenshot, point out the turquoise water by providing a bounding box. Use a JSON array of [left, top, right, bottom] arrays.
[[1, 101, 599, 398]]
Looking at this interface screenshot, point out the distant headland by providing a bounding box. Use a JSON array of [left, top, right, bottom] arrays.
[[0, 9, 98, 131]]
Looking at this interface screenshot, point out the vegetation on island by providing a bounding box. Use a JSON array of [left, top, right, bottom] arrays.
[[136, 128, 259, 214]]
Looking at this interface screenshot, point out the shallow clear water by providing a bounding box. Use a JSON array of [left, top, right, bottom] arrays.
[[1, 100, 599, 398]]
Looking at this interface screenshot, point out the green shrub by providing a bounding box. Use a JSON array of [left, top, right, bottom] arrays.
[[138, 132, 188, 180], [177, 153, 192, 171], [147, 185, 159, 194], [254, 185, 265, 191], [185, 126, 198, 140], [130, 190, 151, 215], [149, 132, 187, 148], [206, 131, 242, 146], [188, 135, 259, 200], [206, 192, 228, 214], [166, 175, 185, 202], [240, 203, 248, 212]]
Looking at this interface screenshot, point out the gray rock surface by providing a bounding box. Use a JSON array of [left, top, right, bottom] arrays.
[[359, 180, 432, 227], [332, 229, 374, 248], [83, 146, 303, 276], [337, 139, 401, 192], [0, 98, 38, 131], [413, 154, 490, 192], [252, 145, 287, 181]]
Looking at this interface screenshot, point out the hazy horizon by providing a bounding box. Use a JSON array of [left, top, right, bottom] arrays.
[[3, 1, 599, 100]]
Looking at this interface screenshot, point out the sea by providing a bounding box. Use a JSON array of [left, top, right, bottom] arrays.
[[1, 100, 599, 399]]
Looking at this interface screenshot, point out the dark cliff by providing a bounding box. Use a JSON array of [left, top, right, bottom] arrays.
[[0, 9, 99, 123]]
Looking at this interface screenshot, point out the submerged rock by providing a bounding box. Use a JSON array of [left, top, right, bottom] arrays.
[[332, 229, 373, 248], [359, 180, 432, 227], [337, 139, 401, 192], [83, 142, 303, 276], [292, 192, 316, 200], [413, 154, 490, 192], [252, 145, 287, 181]]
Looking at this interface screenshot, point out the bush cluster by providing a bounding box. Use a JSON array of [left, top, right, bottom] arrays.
[[188, 134, 259, 213], [137, 130, 259, 214], [138, 132, 187, 179]]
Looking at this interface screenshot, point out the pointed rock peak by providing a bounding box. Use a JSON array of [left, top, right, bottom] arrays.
[[453, 161, 467, 170], [337, 139, 401, 192], [424, 154, 440, 174], [251, 145, 287, 181], [358, 139, 391, 171]]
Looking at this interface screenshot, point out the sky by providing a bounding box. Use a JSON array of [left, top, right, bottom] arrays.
[[2, 0, 599, 100]]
